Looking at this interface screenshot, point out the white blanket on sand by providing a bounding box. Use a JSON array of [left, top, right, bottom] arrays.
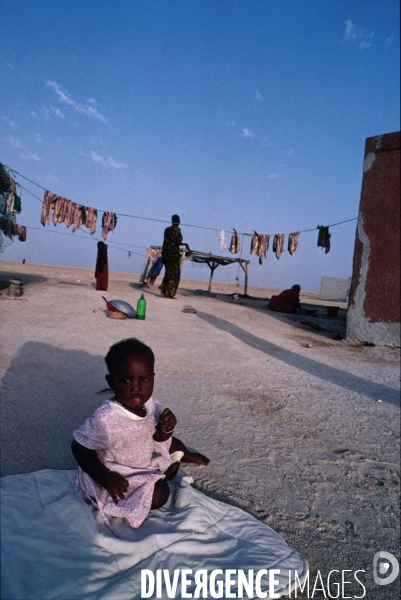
[[1, 469, 308, 599]]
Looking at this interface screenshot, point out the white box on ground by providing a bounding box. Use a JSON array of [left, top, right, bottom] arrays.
[[319, 276, 351, 301]]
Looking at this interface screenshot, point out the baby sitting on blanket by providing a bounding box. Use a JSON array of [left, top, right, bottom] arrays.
[[71, 337, 209, 530]]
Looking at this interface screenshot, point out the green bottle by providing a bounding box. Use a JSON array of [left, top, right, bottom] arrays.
[[136, 293, 146, 320]]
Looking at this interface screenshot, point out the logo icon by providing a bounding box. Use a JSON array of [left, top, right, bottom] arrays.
[[373, 552, 399, 586]]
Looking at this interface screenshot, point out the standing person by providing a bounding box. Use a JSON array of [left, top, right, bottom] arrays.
[[95, 241, 108, 291], [159, 215, 190, 299]]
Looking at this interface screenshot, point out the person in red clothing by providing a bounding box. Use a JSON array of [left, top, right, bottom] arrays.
[[268, 284, 301, 314], [95, 241, 108, 291]]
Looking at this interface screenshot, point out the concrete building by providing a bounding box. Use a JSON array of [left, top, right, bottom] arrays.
[[347, 131, 400, 346]]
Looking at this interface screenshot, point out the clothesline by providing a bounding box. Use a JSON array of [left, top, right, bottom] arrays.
[[6, 165, 358, 237], [16, 184, 148, 254], [27, 225, 147, 257]]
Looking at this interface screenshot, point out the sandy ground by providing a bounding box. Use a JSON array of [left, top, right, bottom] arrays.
[[1, 260, 400, 599]]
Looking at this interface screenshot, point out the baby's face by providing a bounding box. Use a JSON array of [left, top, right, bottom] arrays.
[[107, 354, 154, 415]]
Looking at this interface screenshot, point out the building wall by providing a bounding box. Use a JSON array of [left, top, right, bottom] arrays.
[[347, 131, 400, 346]]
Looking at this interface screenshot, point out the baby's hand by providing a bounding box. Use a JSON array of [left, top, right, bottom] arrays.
[[103, 471, 129, 504], [159, 408, 177, 434]]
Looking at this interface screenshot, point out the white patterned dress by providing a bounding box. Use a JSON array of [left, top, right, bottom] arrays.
[[73, 398, 171, 530]]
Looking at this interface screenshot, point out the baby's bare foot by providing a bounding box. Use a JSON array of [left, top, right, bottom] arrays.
[[182, 451, 210, 466]]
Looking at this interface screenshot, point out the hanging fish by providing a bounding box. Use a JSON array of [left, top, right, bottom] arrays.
[[273, 234, 285, 259], [229, 229, 240, 254], [250, 232, 260, 255], [258, 234, 269, 264], [288, 232, 299, 255], [317, 226, 331, 254]]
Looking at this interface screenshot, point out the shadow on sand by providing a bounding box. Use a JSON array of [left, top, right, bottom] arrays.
[[196, 310, 400, 407], [178, 286, 347, 339], [0, 342, 107, 477], [0, 270, 48, 286]]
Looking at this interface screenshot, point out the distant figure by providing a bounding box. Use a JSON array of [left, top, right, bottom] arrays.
[[148, 256, 164, 285], [159, 215, 190, 299], [95, 241, 108, 291], [268, 284, 301, 314]]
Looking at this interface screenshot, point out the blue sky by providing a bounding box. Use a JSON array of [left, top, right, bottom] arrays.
[[1, 0, 399, 291]]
